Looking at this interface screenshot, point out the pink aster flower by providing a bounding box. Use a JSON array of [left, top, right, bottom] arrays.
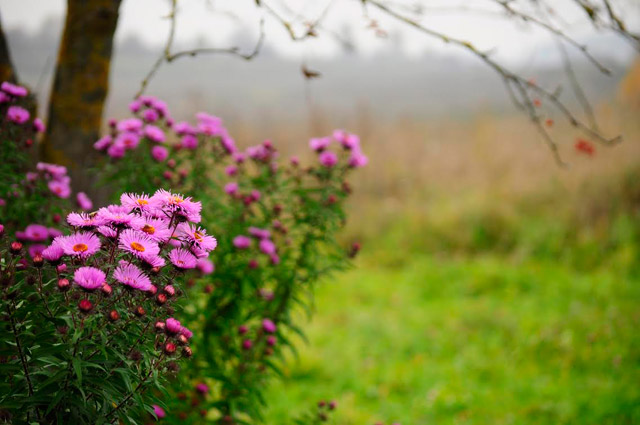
[[1, 81, 28, 97], [116, 118, 142, 133], [119, 229, 160, 258], [262, 318, 277, 333], [224, 182, 238, 196], [67, 212, 106, 228], [181, 134, 198, 149], [115, 132, 140, 150], [169, 248, 197, 269], [310, 137, 331, 152], [73, 266, 106, 290], [135, 215, 172, 243], [221, 135, 236, 154], [48, 228, 63, 238], [140, 253, 166, 268], [47, 180, 71, 198], [96, 226, 118, 239], [94, 135, 113, 151], [248, 227, 270, 240], [24, 224, 49, 242], [142, 108, 159, 123], [225, 165, 238, 176], [233, 235, 251, 249], [151, 145, 168, 162], [348, 149, 368, 168], [152, 405, 166, 419], [76, 192, 93, 211], [165, 318, 182, 334], [232, 152, 246, 163], [195, 383, 209, 394], [144, 125, 165, 143], [114, 263, 153, 291], [174, 121, 195, 136], [120, 193, 152, 212], [97, 205, 144, 228], [259, 239, 276, 256], [28, 244, 46, 258], [36, 162, 68, 179], [33, 118, 45, 133], [42, 242, 64, 263], [149, 189, 201, 223], [56, 232, 101, 258], [128, 99, 142, 113], [180, 326, 193, 339], [196, 258, 215, 275], [107, 143, 125, 159], [319, 150, 338, 167], [178, 223, 217, 252]]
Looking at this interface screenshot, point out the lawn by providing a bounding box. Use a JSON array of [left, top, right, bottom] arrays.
[[264, 252, 640, 424]]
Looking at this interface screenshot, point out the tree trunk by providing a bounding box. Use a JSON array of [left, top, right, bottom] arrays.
[[41, 0, 122, 196], [0, 12, 17, 83]]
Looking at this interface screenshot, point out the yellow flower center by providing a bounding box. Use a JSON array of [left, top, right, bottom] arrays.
[[194, 231, 203, 242], [130, 242, 145, 252], [142, 225, 155, 235], [136, 199, 148, 206], [73, 243, 88, 252]]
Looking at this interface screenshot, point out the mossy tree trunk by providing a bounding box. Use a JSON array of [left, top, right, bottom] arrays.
[[41, 0, 122, 195]]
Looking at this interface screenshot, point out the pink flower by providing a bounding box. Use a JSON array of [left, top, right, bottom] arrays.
[[98, 205, 144, 228], [28, 244, 46, 258], [119, 229, 160, 258], [179, 223, 217, 252], [73, 266, 106, 290], [114, 263, 153, 291], [248, 227, 270, 240], [174, 121, 195, 136], [180, 326, 193, 339], [224, 182, 238, 195], [42, 242, 64, 262], [319, 150, 338, 167], [290, 156, 300, 166], [259, 239, 276, 255], [181, 134, 198, 149], [56, 232, 101, 258], [1, 81, 28, 97], [250, 190, 261, 202], [107, 143, 125, 159], [67, 212, 106, 228], [144, 125, 165, 143], [129, 99, 142, 113], [232, 152, 246, 163], [120, 193, 152, 212], [116, 118, 142, 133], [168, 248, 197, 269], [141, 253, 166, 268], [47, 180, 71, 198], [152, 404, 166, 419], [76, 192, 93, 211], [310, 137, 331, 152], [151, 145, 168, 162], [195, 383, 209, 394], [33, 118, 45, 133], [333, 129, 360, 150], [93, 135, 113, 151], [262, 318, 277, 333], [24, 224, 49, 242], [233, 235, 251, 249], [115, 132, 140, 150], [97, 225, 118, 239], [36, 162, 67, 179], [165, 318, 182, 334], [225, 165, 238, 176], [266, 335, 276, 346], [196, 258, 214, 275], [48, 228, 63, 238], [142, 108, 159, 123], [149, 189, 201, 223], [136, 215, 172, 243], [348, 149, 368, 168]]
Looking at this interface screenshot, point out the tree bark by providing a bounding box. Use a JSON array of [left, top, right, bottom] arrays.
[[0, 12, 17, 83], [41, 0, 122, 196]]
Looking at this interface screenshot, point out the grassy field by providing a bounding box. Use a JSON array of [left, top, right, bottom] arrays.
[[260, 98, 640, 423]]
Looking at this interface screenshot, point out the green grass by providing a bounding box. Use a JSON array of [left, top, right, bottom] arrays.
[[264, 253, 640, 424]]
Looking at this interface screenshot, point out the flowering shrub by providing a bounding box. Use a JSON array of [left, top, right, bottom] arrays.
[[94, 95, 367, 423], [0, 188, 215, 424]]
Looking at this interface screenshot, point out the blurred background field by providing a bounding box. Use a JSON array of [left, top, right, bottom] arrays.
[[5, 7, 640, 423]]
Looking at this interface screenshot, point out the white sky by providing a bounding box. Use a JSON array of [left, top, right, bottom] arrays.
[[1, 0, 638, 64]]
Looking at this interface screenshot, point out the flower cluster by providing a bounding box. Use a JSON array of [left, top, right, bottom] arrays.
[[311, 129, 368, 169], [233, 226, 280, 265], [25, 162, 73, 199], [14, 223, 63, 258], [1, 81, 45, 133]]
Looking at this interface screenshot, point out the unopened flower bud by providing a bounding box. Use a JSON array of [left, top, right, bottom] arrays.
[[78, 299, 93, 313], [150, 266, 161, 275], [57, 278, 70, 291], [32, 254, 44, 268], [134, 306, 145, 317], [10, 242, 22, 255], [156, 293, 167, 305], [57, 263, 67, 273], [328, 400, 337, 410], [204, 284, 213, 294], [164, 342, 176, 354], [182, 346, 193, 358], [238, 325, 248, 335], [177, 334, 188, 345], [53, 214, 61, 224], [163, 285, 175, 297], [248, 259, 258, 269], [266, 335, 276, 346], [101, 284, 112, 296], [318, 400, 326, 408], [155, 321, 166, 332], [242, 339, 252, 350], [108, 310, 120, 321]]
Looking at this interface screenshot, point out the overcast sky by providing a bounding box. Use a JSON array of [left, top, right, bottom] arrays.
[[2, 0, 638, 65]]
